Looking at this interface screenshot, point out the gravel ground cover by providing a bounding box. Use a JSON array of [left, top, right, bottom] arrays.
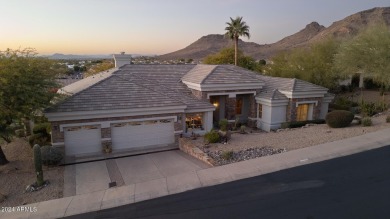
[[0, 138, 64, 207]]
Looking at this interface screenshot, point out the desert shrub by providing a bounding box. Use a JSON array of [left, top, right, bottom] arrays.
[[204, 130, 220, 143], [330, 97, 359, 111], [240, 125, 246, 134], [325, 110, 354, 128], [354, 116, 362, 125], [221, 150, 233, 160], [219, 119, 228, 131], [386, 115, 390, 123], [281, 119, 325, 129], [360, 102, 377, 117], [30, 123, 51, 146], [15, 129, 25, 137], [361, 117, 372, 127], [363, 77, 382, 89], [40, 146, 63, 165], [33, 123, 51, 135], [28, 133, 47, 147], [375, 102, 388, 113], [329, 103, 350, 111]]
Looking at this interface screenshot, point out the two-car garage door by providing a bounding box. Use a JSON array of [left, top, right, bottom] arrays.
[[63, 119, 175, 156], [111, 120, 175, 151]]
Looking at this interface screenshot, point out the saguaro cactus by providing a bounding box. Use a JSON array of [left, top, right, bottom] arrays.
[[33, 144, 44, 186]]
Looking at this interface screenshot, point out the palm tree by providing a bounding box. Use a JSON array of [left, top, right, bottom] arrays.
[[225, 16, 250, 66]]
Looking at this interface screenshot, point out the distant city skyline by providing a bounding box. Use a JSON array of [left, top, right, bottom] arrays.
[[1, 0, 388, 55]]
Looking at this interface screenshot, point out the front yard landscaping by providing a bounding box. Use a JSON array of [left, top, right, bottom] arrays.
[[0, 138, 64, 207], [192, 111, 390, 166]]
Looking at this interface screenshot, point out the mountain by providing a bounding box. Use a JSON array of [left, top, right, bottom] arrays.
[[309, 7, 390, 42], [158, 34, 265, 61], [158, 7, 389, 61]]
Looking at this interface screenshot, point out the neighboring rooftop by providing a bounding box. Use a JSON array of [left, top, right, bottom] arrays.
[[58, 68, 117, 95]]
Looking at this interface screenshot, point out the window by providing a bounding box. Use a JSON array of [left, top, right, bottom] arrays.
[[297, 104, 309, 121], [258, 104, 262, 119], [185, 113, 203, 130], [236, 97, 243, 114], [144, 120, 158, 125]]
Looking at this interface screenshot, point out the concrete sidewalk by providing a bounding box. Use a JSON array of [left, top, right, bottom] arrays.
[[3, 128, 390, 219]]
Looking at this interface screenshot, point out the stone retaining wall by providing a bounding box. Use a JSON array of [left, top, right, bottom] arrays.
[[178, 138, 214, 166]]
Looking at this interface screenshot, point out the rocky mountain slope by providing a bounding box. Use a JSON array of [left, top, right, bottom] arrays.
[[158, 7, 389, 61]]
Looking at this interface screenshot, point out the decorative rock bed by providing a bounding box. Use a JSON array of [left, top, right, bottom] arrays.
[[199, 146, 287, 166]]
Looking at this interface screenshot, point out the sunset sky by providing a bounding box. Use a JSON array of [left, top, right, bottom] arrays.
[[1, 0, 388, 55]]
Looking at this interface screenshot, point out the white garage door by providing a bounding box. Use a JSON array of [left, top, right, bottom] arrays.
[[64, 126, 101, 156], [111, 119, 175, 150]]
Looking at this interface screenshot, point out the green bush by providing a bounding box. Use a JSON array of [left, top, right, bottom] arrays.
[[221, 150, 233, 160], [361, 117, 372, 127], [204, 130, 220, 143], [325, 110, 354, 128], [219, 119, 228, 131], [41, 146, 63, 166], [386, 115, 390, 123], [281, 119, 325, 129]]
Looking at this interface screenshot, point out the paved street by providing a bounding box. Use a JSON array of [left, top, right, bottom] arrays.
[[65, 146, 390, 219]]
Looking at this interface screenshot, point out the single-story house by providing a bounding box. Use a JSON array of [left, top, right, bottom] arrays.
[[45, 53, 334, 158]]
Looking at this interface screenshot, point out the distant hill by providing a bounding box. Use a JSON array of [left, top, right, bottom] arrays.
[[47, 53, 112, 60], [47, 53, 153, 60], [158, 7, 390, 61]]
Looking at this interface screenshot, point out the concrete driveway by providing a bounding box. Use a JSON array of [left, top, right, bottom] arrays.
[[64, 150, 209, 196]]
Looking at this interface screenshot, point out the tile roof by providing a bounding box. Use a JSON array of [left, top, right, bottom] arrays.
[[116, 65, 213, 110], [47, 64, 213, 113], [257, 89, 289, 100], [46, 75, 186, 113], [47, 64, 331, 114], [254, 75, 328, 93], [182, 64, 263, 84]]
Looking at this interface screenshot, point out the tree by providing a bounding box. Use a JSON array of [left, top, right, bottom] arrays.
[[267, 38, 341, 89], [225, 16, 250, 66], [73, 65, 80, 72], [203, 47, 260, 72], [334, 22, 390, 88], [0, 48, 59, 165]]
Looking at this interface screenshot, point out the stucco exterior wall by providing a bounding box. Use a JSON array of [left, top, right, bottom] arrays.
[[260, 104, 288, 131]]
